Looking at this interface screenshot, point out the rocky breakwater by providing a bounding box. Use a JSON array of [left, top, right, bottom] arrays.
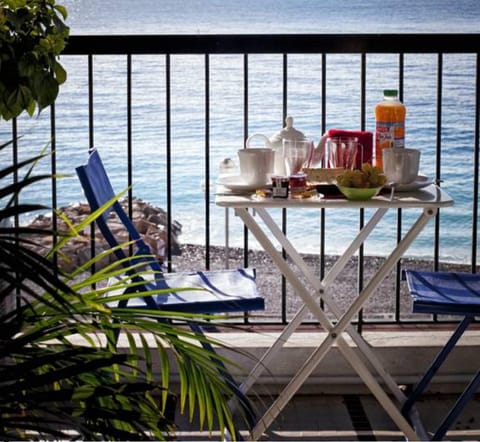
[[26, 197, 182, 273]]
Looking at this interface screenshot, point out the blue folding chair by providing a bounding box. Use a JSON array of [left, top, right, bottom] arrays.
[[76, 148, 265, 434], [403, 270, 480, 441]]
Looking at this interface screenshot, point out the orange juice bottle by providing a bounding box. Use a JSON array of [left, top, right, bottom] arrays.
[[374, 89, 406, 170]]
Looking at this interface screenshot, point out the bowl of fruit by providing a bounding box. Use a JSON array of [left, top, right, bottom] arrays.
[[336, 164, 387, 201]]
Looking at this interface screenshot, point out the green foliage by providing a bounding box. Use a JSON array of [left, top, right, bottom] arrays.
[[0, 141, 250, 440], [0, 0, 69, 120]]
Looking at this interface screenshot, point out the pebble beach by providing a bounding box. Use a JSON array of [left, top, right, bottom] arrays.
[[25, 199, 476, 323]]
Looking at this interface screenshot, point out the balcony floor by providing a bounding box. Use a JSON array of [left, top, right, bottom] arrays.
[[176, 392, 480, 441]]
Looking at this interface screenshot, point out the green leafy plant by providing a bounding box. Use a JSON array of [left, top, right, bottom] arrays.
[[0, 2, 253, 437], [0, 141, 251, 440], [0, 0, 69, 120]]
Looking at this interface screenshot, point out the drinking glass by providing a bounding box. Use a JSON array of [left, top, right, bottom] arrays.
[[283, 139, 313, 176], [326, 137, 360, 169]]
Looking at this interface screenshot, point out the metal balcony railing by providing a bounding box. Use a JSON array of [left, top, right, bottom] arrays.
[[4, 33, 480, 328]]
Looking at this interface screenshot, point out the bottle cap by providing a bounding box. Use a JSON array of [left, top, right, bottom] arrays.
[[383, 89, 398, 97]]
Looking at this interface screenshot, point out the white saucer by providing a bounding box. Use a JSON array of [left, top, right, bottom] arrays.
[[385, 175, 434, 192], [217, 175, 270, 192]]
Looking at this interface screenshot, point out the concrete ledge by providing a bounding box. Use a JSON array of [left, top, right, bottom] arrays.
[[70, 329, 480, 395], [190, 329, 480, 395]]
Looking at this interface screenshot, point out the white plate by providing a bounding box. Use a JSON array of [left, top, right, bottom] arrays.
[[217, 175, 269, 192], [385, 175, 434, 192]]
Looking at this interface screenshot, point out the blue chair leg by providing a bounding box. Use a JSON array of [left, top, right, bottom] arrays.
[[402, 315, 480, 440], [432, 370, 480, 441], [402, 315, 473, 419]]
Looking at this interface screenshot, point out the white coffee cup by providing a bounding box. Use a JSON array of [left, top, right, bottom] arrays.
[[383, 147, 421, 184], [238, 148, 274, 187]]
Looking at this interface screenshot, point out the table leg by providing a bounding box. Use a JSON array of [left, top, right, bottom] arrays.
[[236, 208, 418, 439], [252, 332, 420, 441], [332, 208, 438, 334], [236, 206, 437, 440], [257, 207, 437, 401], [255, 207, 404, 400], [235, 208, 328, 394]]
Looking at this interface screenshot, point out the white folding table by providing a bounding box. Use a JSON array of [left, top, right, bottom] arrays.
[[216, 184, 454, 441]]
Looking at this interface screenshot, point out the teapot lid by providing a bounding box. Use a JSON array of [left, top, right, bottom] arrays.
[[269, 116, 306, 146]]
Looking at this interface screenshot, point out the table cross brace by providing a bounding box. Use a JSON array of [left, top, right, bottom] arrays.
[[235, 206, 437, 441]]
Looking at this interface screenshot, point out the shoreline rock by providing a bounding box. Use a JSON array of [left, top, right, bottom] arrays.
[[25, 198, 182, 272]]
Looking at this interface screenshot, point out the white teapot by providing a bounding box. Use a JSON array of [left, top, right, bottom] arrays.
[[246, 116, 315, 176]]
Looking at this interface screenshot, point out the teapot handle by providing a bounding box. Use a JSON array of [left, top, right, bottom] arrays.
[[246, 133, 273, 149]]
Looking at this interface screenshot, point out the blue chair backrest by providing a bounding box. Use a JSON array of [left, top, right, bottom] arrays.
[[76, 149, 162, 273]]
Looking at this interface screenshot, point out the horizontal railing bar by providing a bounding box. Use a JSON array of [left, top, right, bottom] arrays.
[[64, 34, 480, 55]]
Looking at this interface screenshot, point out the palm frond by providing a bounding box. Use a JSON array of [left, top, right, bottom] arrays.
[[0, 143, 253, 440]]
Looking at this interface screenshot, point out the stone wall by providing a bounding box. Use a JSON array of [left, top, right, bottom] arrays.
[[26, 197, 182, 273]]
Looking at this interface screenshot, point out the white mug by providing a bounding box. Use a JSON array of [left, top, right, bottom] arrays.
[[246, 132, 286, 176], [237, 148, 274, 187], [383, 147, 420, 184]]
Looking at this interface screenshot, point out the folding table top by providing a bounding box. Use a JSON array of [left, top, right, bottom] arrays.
[[216, 184, 454, 210]]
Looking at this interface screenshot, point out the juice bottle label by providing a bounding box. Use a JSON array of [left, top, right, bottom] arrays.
[[375, 121, 405, 168], [375, 121, 405, 148]]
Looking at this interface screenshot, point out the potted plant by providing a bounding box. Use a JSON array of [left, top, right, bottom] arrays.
[[0, 1, 251, 439], [0, 143, 249, 439]]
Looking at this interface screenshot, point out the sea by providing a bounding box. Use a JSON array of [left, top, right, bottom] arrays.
[[3, 0, 480, 264]]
